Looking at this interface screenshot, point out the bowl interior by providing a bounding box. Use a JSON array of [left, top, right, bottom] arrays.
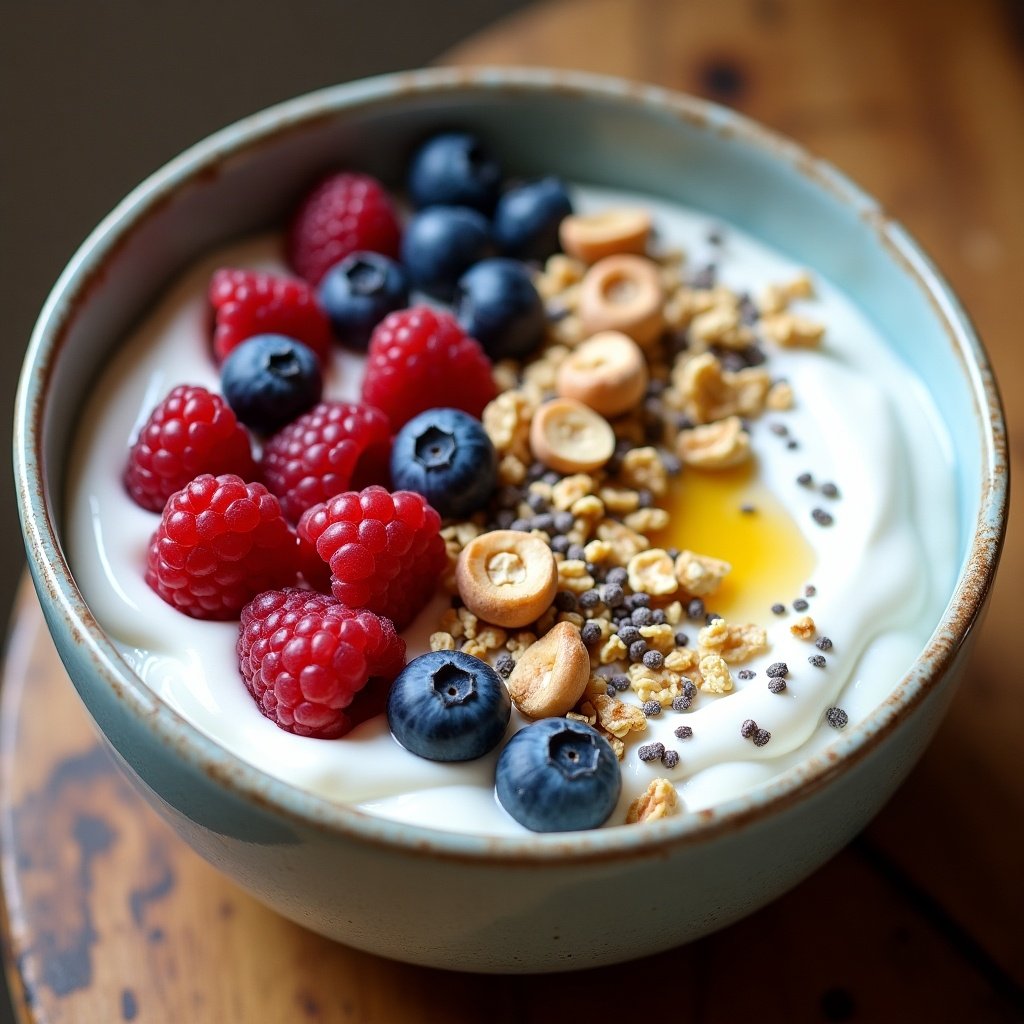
[[18, 67, 1005, 854]]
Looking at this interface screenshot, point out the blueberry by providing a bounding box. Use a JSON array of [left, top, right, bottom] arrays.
[[454, 258, 545, 360], [390, 408, 497, 518], [220, 334, 321, 434], [493, 177, 573, 261], [318, 251, 408, 350], [387, 651, 511, 762], [407, 131, 502, 213], [495, 718, 621, 832], [401, 205, 491, 300]]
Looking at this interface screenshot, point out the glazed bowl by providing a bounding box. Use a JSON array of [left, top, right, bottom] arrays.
[[13, 67, 1007, 973]]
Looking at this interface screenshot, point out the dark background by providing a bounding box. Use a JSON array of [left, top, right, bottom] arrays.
[[0, 4, 528, 1019], [0, 0, 528, 629]]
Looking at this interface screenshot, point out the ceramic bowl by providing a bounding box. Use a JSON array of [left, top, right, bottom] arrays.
[[13, 67, 1007, 973]]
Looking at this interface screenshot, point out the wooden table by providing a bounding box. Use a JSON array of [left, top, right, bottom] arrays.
[[2, 1, 1022, 1020]]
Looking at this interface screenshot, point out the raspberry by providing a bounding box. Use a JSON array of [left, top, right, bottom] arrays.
[[125, 384, 257, 512], [238, 588, 405, 738], [361, 306, 497, 430], [287, 172, 402, 287], [208, 268, 332, 363], [261, 401, 392, 524], [298, 485, 445, 630], [145, 474, 298, 619]]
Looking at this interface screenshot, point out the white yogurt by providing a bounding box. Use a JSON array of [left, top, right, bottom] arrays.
[[64, 187, 958, 836]]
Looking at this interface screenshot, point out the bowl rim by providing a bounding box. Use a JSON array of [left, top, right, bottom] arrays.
[[13, 65, 1009, 863]]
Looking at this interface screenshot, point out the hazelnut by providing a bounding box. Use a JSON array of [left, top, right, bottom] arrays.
[[578, 254, 665, 346], [559, 207, 652, 263], [456, 531, 558, 628], [555, 331, 649, 418], [506, 621, 591, 718], [529, 397, 615, 474]]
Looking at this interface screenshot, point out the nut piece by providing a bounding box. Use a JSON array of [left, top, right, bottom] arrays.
[[529, 397, 615, 474], [626, 778, 681, 823], [676, 415, 751, 469], [507, 622, 591, 719], [559, 207, 652, 263], [456, 530, 558, 628], [578, 254, 666, 346], [556, 331, 649, 418]]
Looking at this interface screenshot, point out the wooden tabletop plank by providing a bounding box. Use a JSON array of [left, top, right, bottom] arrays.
[[4, 0, 1024, 1019]]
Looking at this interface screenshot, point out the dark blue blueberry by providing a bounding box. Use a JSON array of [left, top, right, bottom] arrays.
[[407, 131, 502, 213], [495, 718, 621, 832], [390, 407, 497, 518], [387, 651, 510, 762], [317, 251, 409, 351], [219, 334, 321, 434], [454, 258, 545, 360], [492, 177, 573, 261], [401, 206, 491, 300]]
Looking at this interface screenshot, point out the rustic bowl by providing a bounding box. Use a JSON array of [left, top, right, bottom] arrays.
[[13, 67, 1007, 972]]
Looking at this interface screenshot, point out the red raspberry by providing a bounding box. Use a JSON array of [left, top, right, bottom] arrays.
[[261, 401, 392, 524], [125, 384, 257, 512], [238, 588, 405, 738], [208, 268, 332, 363], [361, 306, 497, 430], [287, 172, 402, 286], [298, 485, 445, 630], [146, 474, 299, 619]]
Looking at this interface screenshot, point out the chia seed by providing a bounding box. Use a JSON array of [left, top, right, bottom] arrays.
[[809, 654, 827, 668], [575, 590, 598, 611], [549, 535, 571, 554], [771, 603, 786, 615], [674, 631, 690, 647], [611, 674, 631, 692], [766, 662, 788, 678], [737, 669, 755, 681], [638, 742, 665, 762], [753, 728, 772, 747], [674, 725, 694, 740], [650, 609, 666, 625], [631, 607, 654, 627], [740, 719, 758, 739], [629, 640, 649, 662], [740, 503, 757, 514], [662, 749, 680, 769], [671, 695, 692, 712], [494, 652, 515, 678], [554, 591, 578, 613], [812, 508, 834, 526], [606, 567, 628, 587], [805, 584, 817, 597], [642, 700, 662, 718], [531, 513, 554, 532], [580, 621, 603, 645], [510, 517, 531, 532], [797, 472, 813, 487], [567, 544, 587, 561], [706, 612, 723, 625], [682, 679, 697, 699], [826, 707, 849, 729], [793, 598, 809, 612], [637, 489, 655, 509], [642, 650, 665, 669], [815, 636, 833, 651], [618, 624, 641, 645], [821, 482, 840, 499], [526, 491, 548, 513], [631, 593, 651, 609], [787, 439, 800, 450], [661, 451, 683, 476], [602, 583, 625, 608], [553, 511, 575, 533], [768, 678, 787, 694], [606, 684, 617, 697]]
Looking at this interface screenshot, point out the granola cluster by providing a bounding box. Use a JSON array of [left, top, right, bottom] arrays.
[[430, 214, 829, 824]]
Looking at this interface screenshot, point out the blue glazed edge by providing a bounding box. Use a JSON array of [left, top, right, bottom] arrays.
[[13, 66, 1009, 862]]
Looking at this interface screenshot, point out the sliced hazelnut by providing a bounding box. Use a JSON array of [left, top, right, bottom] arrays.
[[578, 254, 665, 347], [559, 208, 652, 263], [456, 530, 558, 628], [506, 622, 591, 718], [529, 397, 615, 474], [555, 331, 649, 418]]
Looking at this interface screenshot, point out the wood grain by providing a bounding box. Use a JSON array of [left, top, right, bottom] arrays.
[[3, 0, 1023, 1019]]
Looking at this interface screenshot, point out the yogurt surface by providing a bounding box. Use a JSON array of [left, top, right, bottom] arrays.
[[65, 186, 958, 836]]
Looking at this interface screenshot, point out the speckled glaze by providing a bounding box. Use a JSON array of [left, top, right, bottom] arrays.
[[13, 67, 1007, 973]]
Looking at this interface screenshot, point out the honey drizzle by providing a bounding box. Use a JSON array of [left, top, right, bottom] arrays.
[[653, 460, 815, 623]]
